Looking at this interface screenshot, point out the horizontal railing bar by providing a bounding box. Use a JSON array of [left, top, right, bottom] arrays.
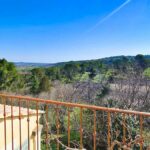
[[0, 94, 150, 117]]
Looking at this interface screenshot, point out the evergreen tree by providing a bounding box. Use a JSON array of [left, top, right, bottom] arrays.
[[39, 76, 51, 92]]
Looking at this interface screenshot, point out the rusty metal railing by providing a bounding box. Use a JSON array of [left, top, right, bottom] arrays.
[[0, 94, 150, 150]]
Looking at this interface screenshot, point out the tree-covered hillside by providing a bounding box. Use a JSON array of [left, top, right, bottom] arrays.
[[14, 55, 150, 68], [1, 54, 150, 95]]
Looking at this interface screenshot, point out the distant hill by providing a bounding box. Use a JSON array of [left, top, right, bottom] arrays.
[[14, 55, 150, 69], [14, 62, 56, 69]]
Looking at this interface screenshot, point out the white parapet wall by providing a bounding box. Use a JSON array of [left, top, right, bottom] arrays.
[[0, 104, 44, 150]]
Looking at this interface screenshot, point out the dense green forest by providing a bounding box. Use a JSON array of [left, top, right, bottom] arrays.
[[1, 54, 150, 149]]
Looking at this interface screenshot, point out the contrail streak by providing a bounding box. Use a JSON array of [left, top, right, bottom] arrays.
[[88, 0, 131, 32]]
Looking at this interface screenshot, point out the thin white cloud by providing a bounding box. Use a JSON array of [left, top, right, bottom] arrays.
[[88, 0, 132, 32]]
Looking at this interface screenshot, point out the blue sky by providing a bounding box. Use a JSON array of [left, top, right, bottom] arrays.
[[0, 0, 150, 63]]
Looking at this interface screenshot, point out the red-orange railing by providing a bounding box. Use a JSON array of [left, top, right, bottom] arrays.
[[0, 94, 150, 150]]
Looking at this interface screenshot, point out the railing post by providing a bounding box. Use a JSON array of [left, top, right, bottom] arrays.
[[93, 110, 96, 150], [19, 98, 22, 150], [140, 115, 143, 150], [123, 113, 126, 145], [45, 105, 49, 150], [68, 107, 71, 147], [3, 97, 7, 150], [107, 111, 111, 149], [80, 107, 83, 150], [36, 102, 39, 150], [11, 98, 14, 150], [27, 99, 30, 150], [56, 106, 60, 150]]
